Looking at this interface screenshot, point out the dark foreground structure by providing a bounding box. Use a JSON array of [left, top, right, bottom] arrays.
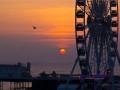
[[0, 75, 119, 90]]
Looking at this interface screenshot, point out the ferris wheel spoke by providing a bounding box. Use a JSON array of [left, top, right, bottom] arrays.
[[98, 26, 108, 73], [86, 29, 94, 75], [79, 22, 96, 49], [84, 22, 96, 29], [97, 43, 102, 74], [106, 31, 114, 68]]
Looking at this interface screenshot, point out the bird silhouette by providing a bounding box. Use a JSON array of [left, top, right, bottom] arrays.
[[33, 26, 36, 29]]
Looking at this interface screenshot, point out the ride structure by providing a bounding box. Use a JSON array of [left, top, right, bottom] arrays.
[[66, 0, 119, 90]]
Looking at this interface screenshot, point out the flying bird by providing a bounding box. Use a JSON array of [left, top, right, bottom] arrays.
[[33, 26, 36, 29]]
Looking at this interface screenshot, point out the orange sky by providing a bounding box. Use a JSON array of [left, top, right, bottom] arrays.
[[0, 0, 75, 34], [0, 0, 75, 49]]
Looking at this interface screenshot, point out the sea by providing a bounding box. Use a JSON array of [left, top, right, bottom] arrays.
[[31, 62, 80, 76]]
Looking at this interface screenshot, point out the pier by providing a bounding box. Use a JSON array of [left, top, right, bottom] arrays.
[[0, 74, 119, 90], [0, 72, 80, 90]]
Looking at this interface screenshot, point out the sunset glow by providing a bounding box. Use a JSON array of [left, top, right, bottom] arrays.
[[0, 0, 119, 76], [0, 1, 75, 48], [59, 48, 66, 55]]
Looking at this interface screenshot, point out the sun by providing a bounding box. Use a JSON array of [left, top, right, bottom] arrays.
[[59, 48, 66, 55]]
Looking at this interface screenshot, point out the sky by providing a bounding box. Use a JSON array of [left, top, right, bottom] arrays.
[[0, 0, 79, 75], [0, 0, 119, 75]]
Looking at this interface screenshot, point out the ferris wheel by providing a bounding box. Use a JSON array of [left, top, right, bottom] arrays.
[[70, 0, 119, 89], [75, 0, 119, 76], [64, 0, 120, 90]]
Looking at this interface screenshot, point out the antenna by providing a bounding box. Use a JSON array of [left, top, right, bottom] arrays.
[[19, 55, 21, 63], [28, 56, 30, 63]]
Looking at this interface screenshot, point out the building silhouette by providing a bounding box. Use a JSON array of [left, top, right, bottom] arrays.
[[0, 62, 31, 78]]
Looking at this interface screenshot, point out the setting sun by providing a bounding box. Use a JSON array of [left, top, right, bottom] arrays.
[[59, 48, 66, 54]]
